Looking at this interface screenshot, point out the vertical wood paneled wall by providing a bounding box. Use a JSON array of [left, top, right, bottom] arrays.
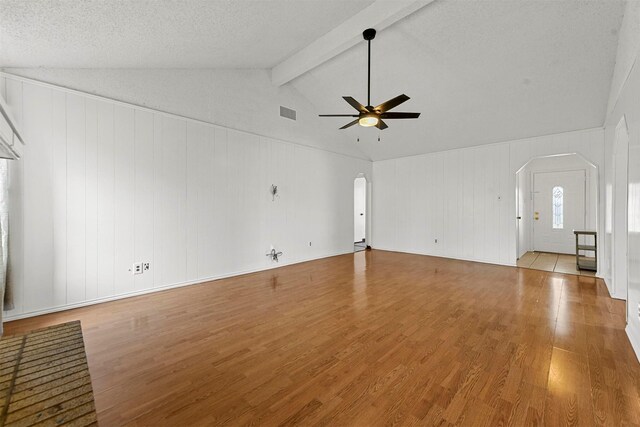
[[1, 76, 371, 320], [372, 128, 605, 267]]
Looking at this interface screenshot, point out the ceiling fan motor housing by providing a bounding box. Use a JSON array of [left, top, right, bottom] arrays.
[[363, 28, 376, 40]]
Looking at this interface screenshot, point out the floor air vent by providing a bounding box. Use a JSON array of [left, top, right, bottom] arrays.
[[280, 106, 296, 121]]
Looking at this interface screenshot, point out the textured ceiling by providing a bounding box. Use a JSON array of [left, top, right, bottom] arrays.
[[0, 0, 627, 161], [0, 0, 374, 68], [293, 0, 625, 160]]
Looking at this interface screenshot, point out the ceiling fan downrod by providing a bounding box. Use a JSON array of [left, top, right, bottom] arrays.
[[363, 28, 376, 107]]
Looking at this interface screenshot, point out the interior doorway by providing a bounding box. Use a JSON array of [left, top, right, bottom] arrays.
[[354, 176, 367, 252], [515, 154, 598, 276]]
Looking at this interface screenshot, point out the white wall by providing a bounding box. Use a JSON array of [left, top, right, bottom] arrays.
[[353, 177, 366, 243], [604, 0, 640, 360], [372, 128, 605, 267], [0, 68, 369, 161], [516, 154, 598, 258], [0, 75, 371, 320]]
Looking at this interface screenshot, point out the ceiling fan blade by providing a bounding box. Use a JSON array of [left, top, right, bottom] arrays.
[[380, 112, 421, 119], [340, 119, 360, 129], [376, 120, 388, 130], [319, 114, 359, 117], [343, 96, 369, 113], [374, 94, 410, 113]]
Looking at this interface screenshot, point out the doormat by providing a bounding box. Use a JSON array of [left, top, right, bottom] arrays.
[[0, 321, 97, 426]]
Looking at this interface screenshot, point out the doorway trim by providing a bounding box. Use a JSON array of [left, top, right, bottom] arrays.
[[611, 115, 630, 301]]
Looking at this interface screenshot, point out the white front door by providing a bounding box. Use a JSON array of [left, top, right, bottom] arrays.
[[533, 170, 585, 254]]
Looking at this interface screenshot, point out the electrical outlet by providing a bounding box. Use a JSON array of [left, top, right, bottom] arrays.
[[132, 263, 143, 275], [143, 263, 150, 271]]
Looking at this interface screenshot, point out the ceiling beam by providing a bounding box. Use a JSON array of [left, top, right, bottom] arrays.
[[271, 0, 434, 86]]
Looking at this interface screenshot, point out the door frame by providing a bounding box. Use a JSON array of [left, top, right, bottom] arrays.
[[611, 115, 630, 301], [354, 172, 372, 249]]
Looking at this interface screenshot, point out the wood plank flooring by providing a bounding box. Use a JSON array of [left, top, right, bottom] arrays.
[[517, 251, 596, 277], [3, 250, 639, 426]]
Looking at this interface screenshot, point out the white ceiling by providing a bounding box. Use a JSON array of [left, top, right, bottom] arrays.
[[0, 0, 373, 68], [0, 0, 626, 161], [292, 0, 625, 160]]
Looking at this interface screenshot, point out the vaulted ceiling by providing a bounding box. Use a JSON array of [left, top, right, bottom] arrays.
[[0, 0, 626, 161], [291, 0, 625, 160]]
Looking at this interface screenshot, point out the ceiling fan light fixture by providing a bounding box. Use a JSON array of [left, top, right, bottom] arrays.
[[359, 114, 379, 127]]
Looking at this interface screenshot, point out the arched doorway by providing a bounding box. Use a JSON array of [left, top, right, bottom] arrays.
[[354, 176, 367, 252], [515, 153, 599, 276]]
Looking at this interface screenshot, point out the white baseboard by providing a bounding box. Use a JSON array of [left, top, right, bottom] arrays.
[[372, 247, 517, 268], [601, 275, 625, 300], [611, 291, 628, 301], [3, 249, 354, 322], [626, 322, 640, 363], [605, 276, 628, 300]]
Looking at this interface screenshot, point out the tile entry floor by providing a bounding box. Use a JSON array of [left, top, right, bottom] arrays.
[[517, 251, 596, 276]]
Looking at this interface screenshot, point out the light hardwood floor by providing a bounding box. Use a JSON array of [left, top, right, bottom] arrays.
[[4, 250, 639, 426], [517, 251, 596, 277]]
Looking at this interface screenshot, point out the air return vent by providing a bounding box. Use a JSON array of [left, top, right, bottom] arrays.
[[280, 106, 296, 121]]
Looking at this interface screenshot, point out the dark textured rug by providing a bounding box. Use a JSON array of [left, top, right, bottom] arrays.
[[0, 321, 97, 426]]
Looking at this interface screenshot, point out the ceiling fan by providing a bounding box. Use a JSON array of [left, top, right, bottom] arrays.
[[319, 28, 420, 130]]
